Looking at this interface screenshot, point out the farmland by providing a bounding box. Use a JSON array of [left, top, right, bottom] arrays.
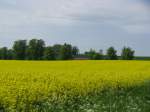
[[0, 60, 150, 112]]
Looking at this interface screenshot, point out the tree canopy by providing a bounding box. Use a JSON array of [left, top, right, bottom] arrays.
[[13, 40, 27, 60], [0, 38, 136, 60], [106, 47, 118, 60], [121, 47, 135, 60]]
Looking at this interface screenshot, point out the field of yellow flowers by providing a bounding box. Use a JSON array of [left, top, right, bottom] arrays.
[[0, 60, 150, 112]]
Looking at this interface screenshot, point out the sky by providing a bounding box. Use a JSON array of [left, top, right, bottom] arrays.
[[0, 0, 150, 56]]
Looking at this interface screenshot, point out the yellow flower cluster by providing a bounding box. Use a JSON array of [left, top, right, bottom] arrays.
[[0, 60, 150, 111]]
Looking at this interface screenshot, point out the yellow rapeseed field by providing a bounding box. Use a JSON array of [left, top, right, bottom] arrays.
[[0, 60, 150, 111]]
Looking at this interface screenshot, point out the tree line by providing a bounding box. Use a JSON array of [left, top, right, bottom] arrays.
[[0, 39, 135, 60], [85, 47, 134, 60], [0, 39, 79, 60]]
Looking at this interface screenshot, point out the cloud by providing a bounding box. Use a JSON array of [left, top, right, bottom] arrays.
[[0, 0, 150, 55], [0, 0, 149, 33]]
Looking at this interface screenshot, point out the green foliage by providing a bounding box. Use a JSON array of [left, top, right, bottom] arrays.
[[0, 39, 80, 60], [27, 39, 45, 60], [72, 46, 79, 56], [42, 82, 150, 112], [52, 44, 62, 59], [44, 46, 55, 60], [60, 43, 73, 60], [106, 47, 118, 60], [0, 47, 8, 59], [93, 53, 103, 60], [85, 49, 103, 60], [13, 40, 27, 60], [0, 47, 14, 60], [121, 47, 135, 60], [85, 49, 96, 59], [7, 49, 14, 60], [0, 38, 137, 61]]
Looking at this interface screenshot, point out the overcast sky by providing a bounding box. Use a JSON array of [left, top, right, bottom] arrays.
[[0, 0, 150, 56]]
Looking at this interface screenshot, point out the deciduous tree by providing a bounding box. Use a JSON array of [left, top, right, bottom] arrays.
[[13, 40, 27, 60], [27, 39, 45, 60], [106, 47, 117, 60], [121, 47, 134, 60], [60, 43, 73, 60], [44, 46, 55, 60]]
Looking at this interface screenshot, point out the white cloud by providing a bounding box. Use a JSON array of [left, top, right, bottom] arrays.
[[0, 0, 150, 56], [0, 0, 149, 34]]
